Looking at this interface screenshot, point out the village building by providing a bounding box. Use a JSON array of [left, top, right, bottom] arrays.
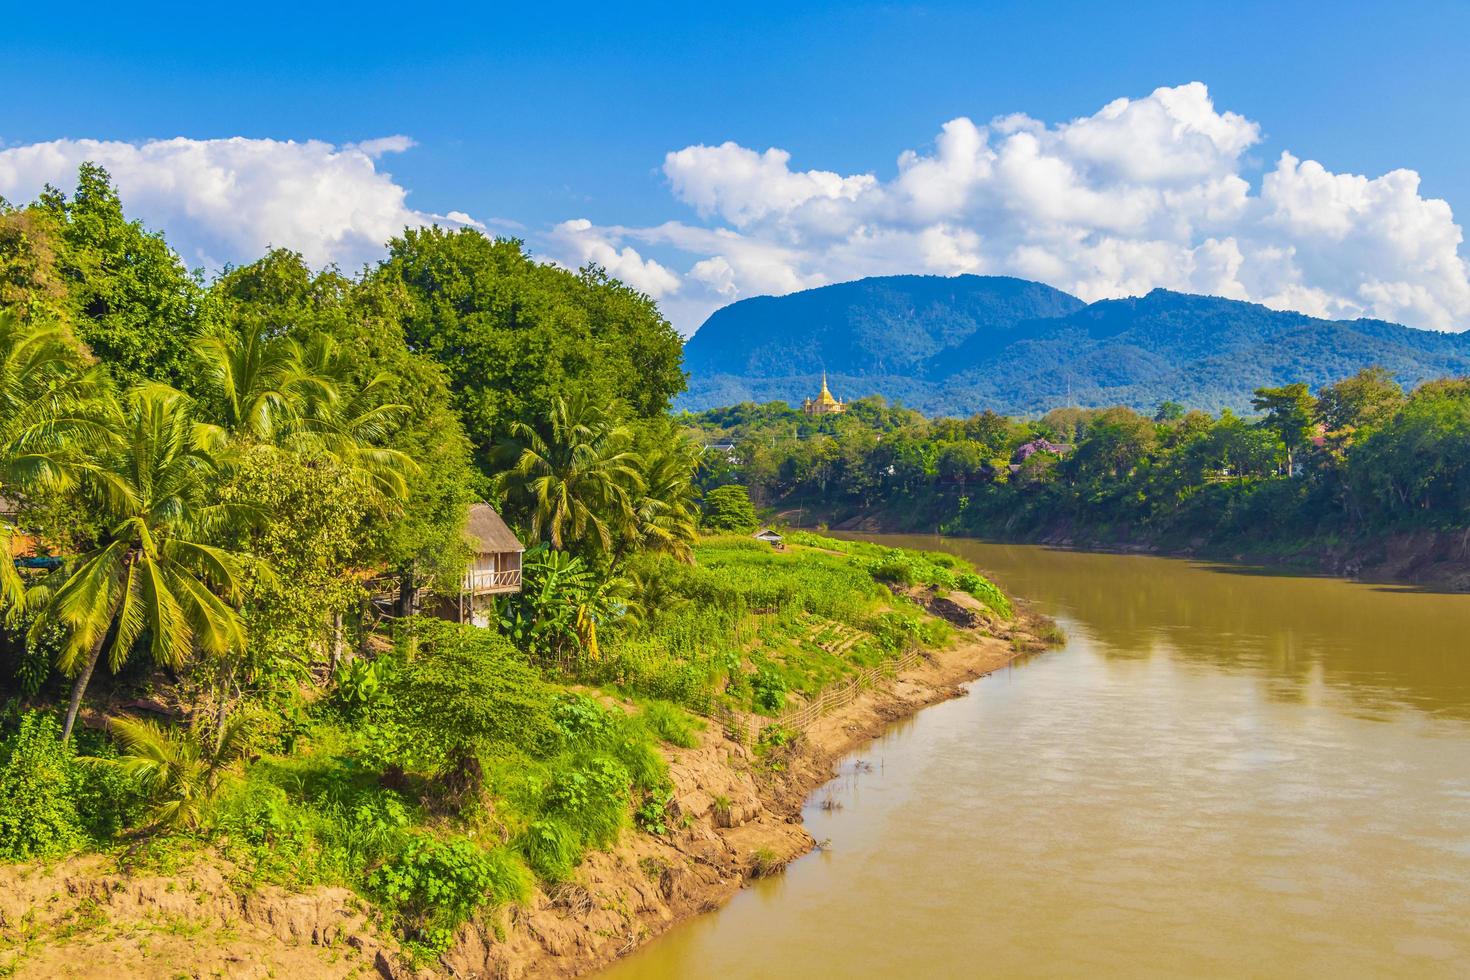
[[753, 527, 784, 548], [455, 503, 525, 626], [801, 373, 846, 416], [1008, 438, 1073, 477], [0, 495, 42, 564]]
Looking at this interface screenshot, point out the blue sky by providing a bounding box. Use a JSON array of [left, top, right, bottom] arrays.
[[5, 1, 1470, 333]]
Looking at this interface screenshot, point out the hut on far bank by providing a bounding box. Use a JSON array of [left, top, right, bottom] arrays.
[[753, 527, 784, 548]]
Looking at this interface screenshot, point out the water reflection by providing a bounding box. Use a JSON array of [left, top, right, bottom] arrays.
[[876, 538, 1470, 722]]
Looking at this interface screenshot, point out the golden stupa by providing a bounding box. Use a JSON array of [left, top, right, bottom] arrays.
[[801, 372, 846, 416]]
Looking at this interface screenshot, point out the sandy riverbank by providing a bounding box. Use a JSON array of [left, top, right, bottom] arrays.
[[0, 613, 1050, 980]]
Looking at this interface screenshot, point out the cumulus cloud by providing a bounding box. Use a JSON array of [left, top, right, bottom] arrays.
[[547, 219, 681, 298], [6, 84, 1466, 338], [0, 135, 479, 271], [558, 82, 1470, 334]]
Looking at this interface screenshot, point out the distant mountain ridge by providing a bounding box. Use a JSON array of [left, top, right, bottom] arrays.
[[679, 275, 1470, 415]]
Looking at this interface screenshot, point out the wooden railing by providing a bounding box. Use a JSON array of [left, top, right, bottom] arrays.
[[463, 569, 522, 593]]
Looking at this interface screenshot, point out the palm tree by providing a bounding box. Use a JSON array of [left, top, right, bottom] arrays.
[[31, 385, 248, 740], [193, 322, 301, 444], [284, 334, 416, 500], [628, 426, 700, 562], [0, 312, 112, 614], [104, 712, 253, 830], [501, 394, 644, 552], [195, 327, 416, 500]]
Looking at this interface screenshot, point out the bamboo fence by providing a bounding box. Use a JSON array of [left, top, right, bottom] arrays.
[[711, 643, 923, 747]]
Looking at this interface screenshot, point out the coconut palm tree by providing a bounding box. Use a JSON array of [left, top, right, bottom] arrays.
[[0, 312, 112, 614], [501, 393, 644, 552], [195, 327, 415, 501], [31, 385, 248, 740], [284, 334, 416, 500], [628, 425, 700, 562], [193, 322, 301, 444]]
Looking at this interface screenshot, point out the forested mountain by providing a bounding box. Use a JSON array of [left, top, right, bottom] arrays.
[[681, 276, 1470, 415]]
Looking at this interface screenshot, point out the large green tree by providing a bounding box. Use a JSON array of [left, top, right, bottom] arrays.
[[205, 250, 477, 604], [1251, 383, 1317, 477], [370, 228, 685, 458], [1316, 367, 1405, 438], [33, 166, 201, 386]]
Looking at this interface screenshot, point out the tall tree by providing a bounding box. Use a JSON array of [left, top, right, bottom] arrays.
[[30, 386, 248, 740], [35, 165, 200, 386], [1316, 367, 1405, 437], [1252, 383, 1318, 477], [371, 228, 684, 459]]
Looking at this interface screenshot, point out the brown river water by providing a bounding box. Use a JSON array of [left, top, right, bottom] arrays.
[[603, 538, 1470, 979]]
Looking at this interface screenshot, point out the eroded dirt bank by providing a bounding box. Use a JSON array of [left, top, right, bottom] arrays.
[[0, 615, 1049, 980]]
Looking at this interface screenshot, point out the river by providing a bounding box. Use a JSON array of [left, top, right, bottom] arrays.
[[602, 538, 1470, 978]]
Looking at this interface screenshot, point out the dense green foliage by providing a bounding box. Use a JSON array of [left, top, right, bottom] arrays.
[[687, 366, 1470, 552], [371, 228, 685, 457], [700, 484, 759, 532], [0, 165, 1004, 970], [681, 276, 1470, 416], [0, 712, 84, 857], [3, 165, 201, 387]]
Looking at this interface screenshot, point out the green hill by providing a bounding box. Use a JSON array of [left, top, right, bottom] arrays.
[[680, 276, 1470, 415]]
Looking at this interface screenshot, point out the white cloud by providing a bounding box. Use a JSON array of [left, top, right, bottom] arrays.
[[555, 82, 1470, 335], [548, 219, 681, 298], [0, 135, 478, 271], [663, 142, 876, 227], [6, 84, 1467, 339]]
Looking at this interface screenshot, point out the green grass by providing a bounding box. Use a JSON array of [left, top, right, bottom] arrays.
[[589, 533, 972, 718]]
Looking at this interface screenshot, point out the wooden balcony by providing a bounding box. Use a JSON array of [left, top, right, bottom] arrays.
[[463, 568, 522, 595]]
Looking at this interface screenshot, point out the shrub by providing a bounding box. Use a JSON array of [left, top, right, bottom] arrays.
[[551, 694, 614, 744], [0, 712, 84, 859], [957, 572, 1013, 618], [870, 553, 915, 585], [370, 835, 530, 953], [544, 758, 631, 848], [751, 666, 787, 713], [371, 618, 558, 776], [331, 658, 383, 714], [634, 789, 673, 835], [758, 724, 795, 748]]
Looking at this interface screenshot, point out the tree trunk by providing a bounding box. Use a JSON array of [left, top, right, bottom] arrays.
[[61, 636, 106, 742], [329, 610, 345, 672], [397, 566, 416, 618]]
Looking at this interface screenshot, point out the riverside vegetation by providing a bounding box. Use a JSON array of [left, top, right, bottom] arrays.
[[0, 167, 1017, 974], [687, 369, 1470, 577]]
